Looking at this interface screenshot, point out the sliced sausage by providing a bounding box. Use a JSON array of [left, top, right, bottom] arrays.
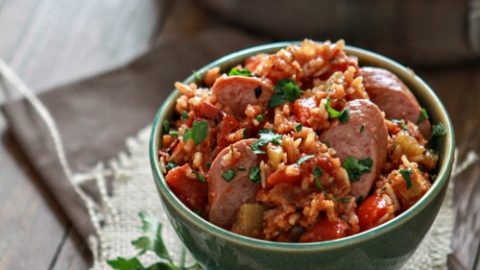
[[207, 139, 260, 229], [359, 67, 431, 138], [319, 99, 388, 198], [211, 75, 273, 118]]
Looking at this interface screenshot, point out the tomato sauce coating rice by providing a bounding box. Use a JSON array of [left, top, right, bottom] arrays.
[[158, 40, 443, 242]]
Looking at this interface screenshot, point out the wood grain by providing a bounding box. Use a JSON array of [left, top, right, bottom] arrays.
[[418, 64, 480, 270], [0, 117, 67, 270], [0, 0, 162, 269]]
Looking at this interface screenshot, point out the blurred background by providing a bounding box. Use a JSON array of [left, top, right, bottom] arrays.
[[0, 0, 479, 269]]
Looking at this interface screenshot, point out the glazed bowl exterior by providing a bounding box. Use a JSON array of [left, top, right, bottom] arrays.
[[149, 42, 455, 270]]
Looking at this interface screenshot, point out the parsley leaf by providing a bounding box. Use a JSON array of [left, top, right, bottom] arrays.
[[138, 212, 172, 261], [313, 167, 323, 190], [249, 166, 261, 183], [255, 114, 264, 122], [192, 70, 202, 81], [193, 170, 206, 183], [181, 111, 189, 120], [296, 154, 315, 165], [338, 109, 350, 123], [168, 130, 178, 137], [342, 156, 373, 182], [432, 123, 446, 137], [325, 98, 349, 123], [192, 120, 208, 145], [418, 108, 429, 123], [183, 128, 192, 142], [228, 67, 252, 77], [399, 168, 413, 189], [107, 257, 144, 270], [295, 123, 303, 132], [250, 129, 283, 154], [162, 120, 170, 134], [165, 162, 177, 170], [222, 169, 236, 181], [391, 119, 409, 130], [268, 79, 303, 108], [108, 212, 202, 270]]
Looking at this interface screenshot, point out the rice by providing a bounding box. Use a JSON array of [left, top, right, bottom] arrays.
[[159, 39, 440, 243]]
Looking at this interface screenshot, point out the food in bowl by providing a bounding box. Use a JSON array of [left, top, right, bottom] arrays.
[[157, 40, 445, 243]]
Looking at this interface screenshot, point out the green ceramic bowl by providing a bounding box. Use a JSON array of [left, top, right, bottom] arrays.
[[149, 42, 455, 270]]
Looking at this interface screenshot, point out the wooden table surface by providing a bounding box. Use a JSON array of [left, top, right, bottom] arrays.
[[0, 1, 479, 270]]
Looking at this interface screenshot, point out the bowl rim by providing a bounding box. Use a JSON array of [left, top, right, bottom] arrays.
[[149, 41, 455, 252]]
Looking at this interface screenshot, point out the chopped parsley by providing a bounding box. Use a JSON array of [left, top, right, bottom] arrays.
[[250, 129, 283, 154], [313, 167, 323, 178], [399, 168, 413, 189], [255, 114, 264, 122], [165, 161, 177, 170], [342, 156, 373, 182], [296, 154, 315, 165], [191, 120, 208, 145], [182, 128, 192, 142], [228, 67, 252, 77], [193, 171, 206, 183], [237, 166, 246, 172], [314, 178, 323, 190], [192, 70, 202, 81], [268, 79, 303, 108], [206, 162, 212, 169], [356, 195, 364, 205], [249, 166, 261, 183], [222, 169, 236, 182], [325, 98, 349, 123], [339, 197, 351, 203], [162, 120, 170, 134], [432, 123, 446, 137], [168, 130, 178, 137], [295, 123, 303, 132], [181, 111, 189, 120], [391, 119, 408, 130], [359, 124, 365, 133], [418, 108, 429, 123], [313, 167, 323, 190]]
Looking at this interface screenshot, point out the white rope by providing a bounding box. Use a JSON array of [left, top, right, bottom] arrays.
[[0, 58, 107, 254]]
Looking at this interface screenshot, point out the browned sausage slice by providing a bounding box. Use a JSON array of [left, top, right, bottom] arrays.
[[208, 138, 260, 229], [360, 67, 431, 138], [319, 99, 388, 198], [211, 75, 273, 118]]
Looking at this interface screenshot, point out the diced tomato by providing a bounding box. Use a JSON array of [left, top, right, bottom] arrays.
[[267, 165, 302, 185], [293, 97, 317, 125], [357, 193, 393, 231], [300, 217, 348, 242], [194, 101, 220, 119], [315, 155, 334, 174], [217, 114, 240, 150], [165, 164, 207, 213]]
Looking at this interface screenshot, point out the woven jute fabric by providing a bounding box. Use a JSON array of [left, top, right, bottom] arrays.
[[90, 126, 455, 270]]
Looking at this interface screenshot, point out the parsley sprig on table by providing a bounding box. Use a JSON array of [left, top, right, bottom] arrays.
[[107, 212, 202, 270]]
